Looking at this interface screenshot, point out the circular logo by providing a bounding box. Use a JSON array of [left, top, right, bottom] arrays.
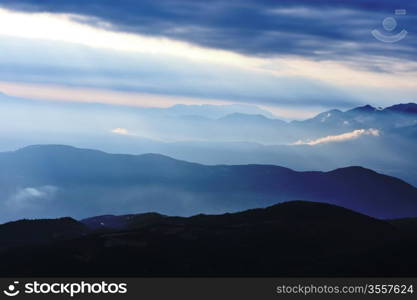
[[382, 17, 397, 31], [3, 282, 20, 297]]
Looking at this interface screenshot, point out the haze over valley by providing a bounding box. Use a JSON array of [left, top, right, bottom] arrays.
[[0, 0, 417, 277]]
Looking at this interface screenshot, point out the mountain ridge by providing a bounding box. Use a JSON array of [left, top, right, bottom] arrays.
[[1, 200, 416, 277], [0, 144, 416, 220]]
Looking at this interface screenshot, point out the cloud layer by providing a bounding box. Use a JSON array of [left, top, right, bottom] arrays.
[[293, 129, 380, 146], [1, 0, 416, 61], [0, 1, 416, 114], [5, 185, 59, 211]]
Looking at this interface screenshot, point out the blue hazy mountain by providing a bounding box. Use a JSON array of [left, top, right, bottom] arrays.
[[0, 145, 416, 222], [295, 103, 417, 132], [154, 104, 277, 119], [386, 103, 417, 114], [132, 135, 417, 188], [0, 93, 416, 146], [0, 94, 416, 190]]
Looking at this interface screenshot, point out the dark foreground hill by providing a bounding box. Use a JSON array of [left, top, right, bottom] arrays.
[[0, 217, 88, 247], [1, 201, 417, 276], [81, 213, 166, 230], [0, 145, 417, 220]]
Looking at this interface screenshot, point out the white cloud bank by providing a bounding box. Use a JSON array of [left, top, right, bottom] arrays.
[[5, 185, 59, 211], [111, 128, 132, 136], [293, 129, 380, 146]]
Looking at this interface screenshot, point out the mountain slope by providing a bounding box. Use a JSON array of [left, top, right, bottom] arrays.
[[81, 213, 166, 230], [298, 103, 417, 131], [385, 103, 417, 115], [0, 145, 416, 220], [0, 201, 415, 277], [0, 217, 88, 247]]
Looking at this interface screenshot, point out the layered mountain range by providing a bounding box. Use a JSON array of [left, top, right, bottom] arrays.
[[0, 99, 416, 276], [0, 144, 416, 222], [88, 103, 416, 186]]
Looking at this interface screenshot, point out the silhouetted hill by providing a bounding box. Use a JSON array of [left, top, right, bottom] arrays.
[[81, 213, 166, 230], [0, 201, 415, 277], [389, 218, 417, 235], [0, 145, 416, 220], [0, 217, 88, 247]]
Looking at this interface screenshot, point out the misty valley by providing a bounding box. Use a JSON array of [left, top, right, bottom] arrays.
[[2, 0, 417, 292], [0, 99, 417, 276]]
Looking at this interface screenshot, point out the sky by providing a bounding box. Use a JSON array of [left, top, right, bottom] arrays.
[[0, 0, 416, 118]]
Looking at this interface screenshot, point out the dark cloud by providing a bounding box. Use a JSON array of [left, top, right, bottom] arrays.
[[1, 0, 416, 63], [0, 35, 362, 110]]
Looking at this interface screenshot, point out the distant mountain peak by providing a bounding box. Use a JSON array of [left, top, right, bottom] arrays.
[[385, 103, 417, 114], [166, 103, 277, 119], [308, 109, 343, 123], [348, 104, 376, 113], [14, 144, 188, 165], [221, 112, 269, 120], [15, 144, 106, 156], [17, 144, 78, 152]]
